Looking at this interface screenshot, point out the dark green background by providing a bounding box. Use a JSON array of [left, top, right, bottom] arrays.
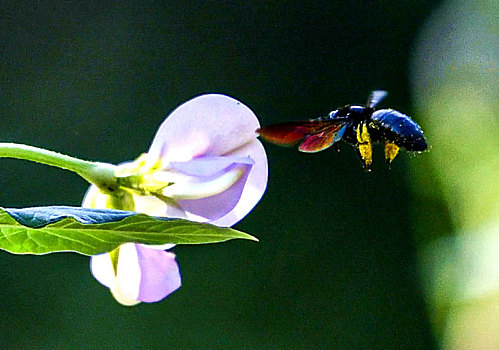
[[1, 1, 441, 349]]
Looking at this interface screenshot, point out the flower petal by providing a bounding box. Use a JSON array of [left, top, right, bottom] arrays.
[[210, 139, 268, 227], [135, 140, 268, 226], [149, 94, 261, 162], [169, 155, 254, 177], [162, 166, 245, 200], [145, 243, 176, 250], [131, 194, 170, 216], [178, 163, 253, 221], [90, 253, 115, 289], [135, 245, 181, 303], [111, 243, 141, 306], [82, 185, 107, 209]]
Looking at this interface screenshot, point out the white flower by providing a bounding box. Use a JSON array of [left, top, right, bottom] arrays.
[[84, 94, 268, 305]]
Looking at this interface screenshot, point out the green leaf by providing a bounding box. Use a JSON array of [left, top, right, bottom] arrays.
[[0, 206, 257, 256]]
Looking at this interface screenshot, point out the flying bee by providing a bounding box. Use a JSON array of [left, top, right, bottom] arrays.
[[257, 90, 427, 171]]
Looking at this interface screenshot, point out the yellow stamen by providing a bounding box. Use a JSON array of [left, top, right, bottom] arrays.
[[115, 153, 162, 178]]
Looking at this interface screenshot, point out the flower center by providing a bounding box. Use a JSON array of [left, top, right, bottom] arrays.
[[114, 153, 245, 201]]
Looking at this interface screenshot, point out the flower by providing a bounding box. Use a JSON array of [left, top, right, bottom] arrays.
[[90, 243, 180, 306], [83, 94, 268, 305]]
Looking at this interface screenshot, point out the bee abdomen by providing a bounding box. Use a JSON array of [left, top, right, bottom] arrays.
[[370, 109, 427, 151]]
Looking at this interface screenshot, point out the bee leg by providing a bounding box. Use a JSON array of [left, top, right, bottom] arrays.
[[355, 123, 373, 171], [384, 142, 400, 167], [354, 147, 372, 171]]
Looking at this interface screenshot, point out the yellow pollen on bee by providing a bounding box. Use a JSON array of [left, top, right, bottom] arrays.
[[384, 142, 400, 163], [356, 123, 373, 168]]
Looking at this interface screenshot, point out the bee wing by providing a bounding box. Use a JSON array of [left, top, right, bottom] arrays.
[[257, 119, 345, 147], [367, 90, 388, 108], [298, 124, 345, 152]]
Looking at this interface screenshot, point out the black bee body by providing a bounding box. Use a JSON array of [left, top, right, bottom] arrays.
[[369, 109, 427, 152], [326, 105, 373, 146], [257, 91, 428, 171]]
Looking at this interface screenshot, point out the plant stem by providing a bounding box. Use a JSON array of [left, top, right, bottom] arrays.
[[0, 143, 119, 192]]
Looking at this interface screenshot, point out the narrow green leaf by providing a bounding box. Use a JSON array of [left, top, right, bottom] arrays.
[[0, 206, 257, 256]]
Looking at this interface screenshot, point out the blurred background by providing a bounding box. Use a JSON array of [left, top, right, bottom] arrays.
[[0, 0, 496, 349]]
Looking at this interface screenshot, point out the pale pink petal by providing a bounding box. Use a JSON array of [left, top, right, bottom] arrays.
[[145, 243, 176, 250], [132, 194, 189, 220], [90, 253, 115, 289], [149, 94, 260, 162], [135, 245, 181, 303], [128, 194, 169, 216], [112, 243, 141, 305], [132, 152, 265, 224], [210, 139, 268, 227], [178, 163, 253, 221], [169, 155, 254, 177], [82, 185, 108, 209]]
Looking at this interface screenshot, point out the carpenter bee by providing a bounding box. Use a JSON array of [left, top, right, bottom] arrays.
[[257, 91, 427, 171]]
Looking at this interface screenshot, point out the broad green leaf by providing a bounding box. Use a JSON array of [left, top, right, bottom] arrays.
[[0, 206, 257, 256]]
